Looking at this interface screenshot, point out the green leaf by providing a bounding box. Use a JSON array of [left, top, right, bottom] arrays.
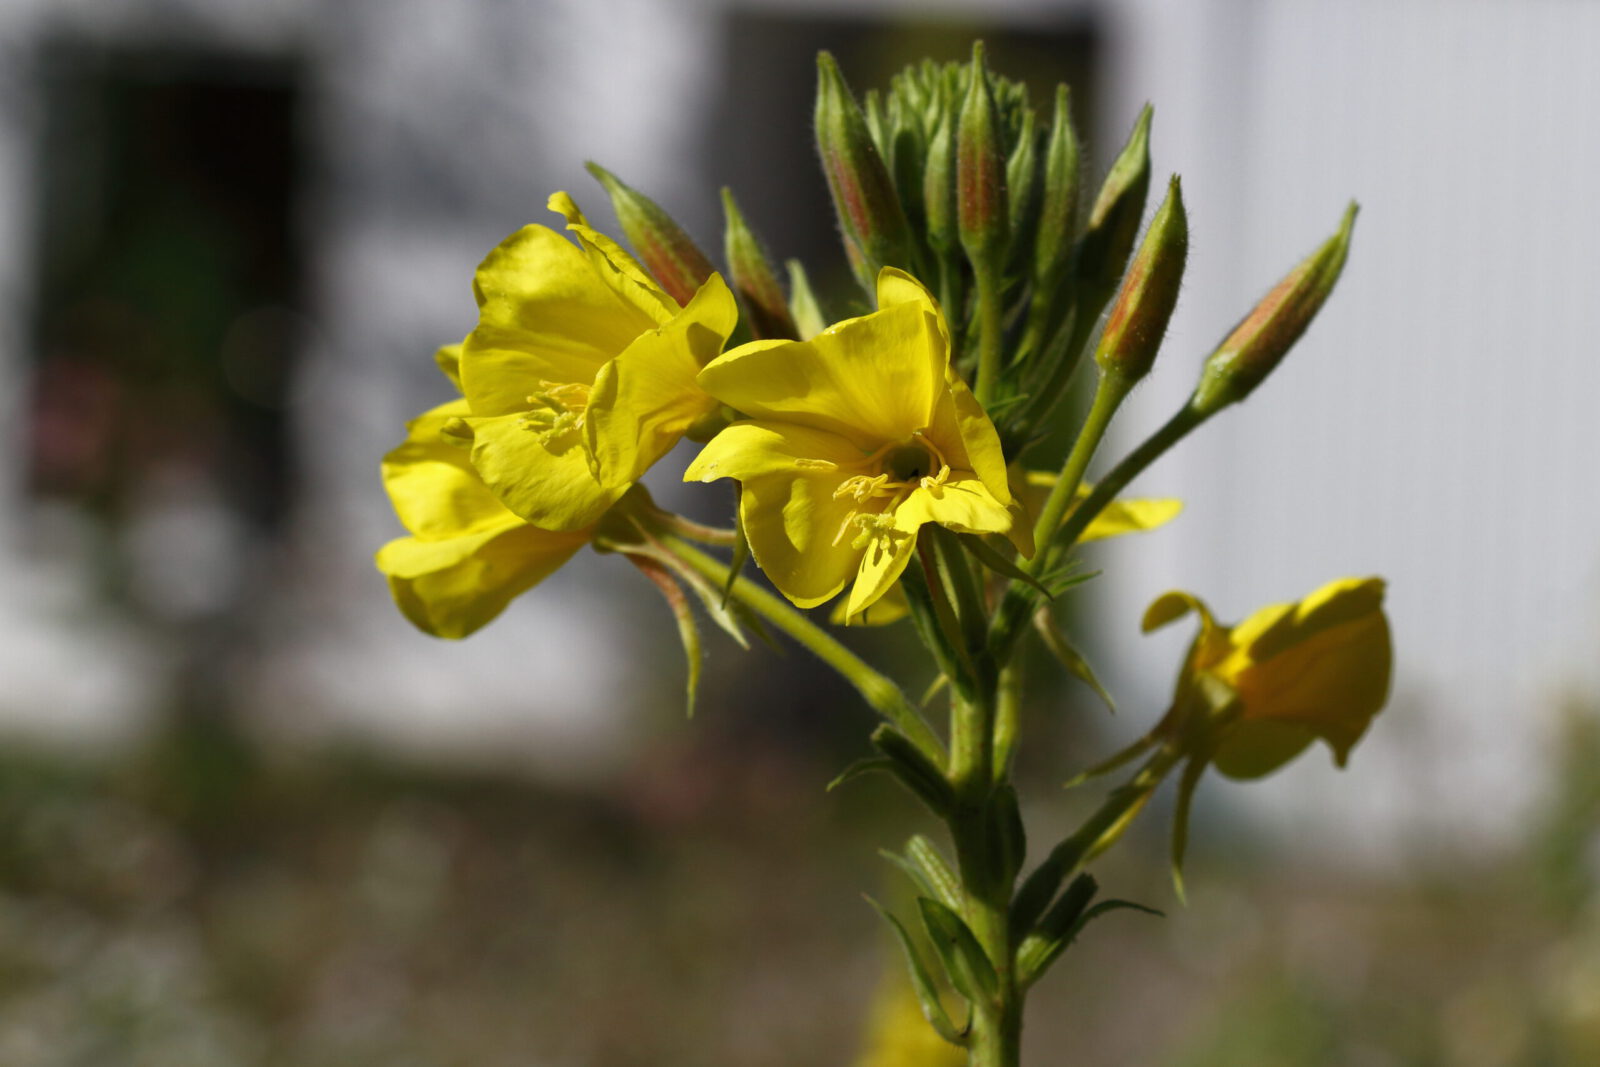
[[1033, 605, 1115, 713], [906, 835, 963, 912], [871, 725, 955, 816], [1018, 882, 1162, 987], [865, 897, 966, 1046], [1015, 872, 1097, 983], [826, 757, 896, 793], [786, 258, 827, 340], [918, 897, 999, 1003]]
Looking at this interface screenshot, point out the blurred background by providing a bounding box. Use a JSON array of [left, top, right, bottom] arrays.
[[1, 0, 1598, 1063]]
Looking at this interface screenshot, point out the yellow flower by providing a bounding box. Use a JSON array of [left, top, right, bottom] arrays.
[[1144, 576, 1392, 778], [456, 192, 737, 531], [831, 480, 1182, 626], [375, 395, 592, 639], [686, 268, 1025, 619]]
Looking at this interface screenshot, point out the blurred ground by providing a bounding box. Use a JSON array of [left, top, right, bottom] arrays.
[[2, 705, 1595, 1066]]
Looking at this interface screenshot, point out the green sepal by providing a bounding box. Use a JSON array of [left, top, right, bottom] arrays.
[[720, 188, 798, 341], [1033, 605, 1116, 714], [1075, 104, 1153, 303], [1169, 752, 1209, 905], [918, 896, 1000, 1004], [719, 486, 753, 610], [785, 259, 826, 340], [960, 534, 1049, 596], [626, 555, 701, 718], [865, 896, 968, 1046], [871, 724, 956, 816]]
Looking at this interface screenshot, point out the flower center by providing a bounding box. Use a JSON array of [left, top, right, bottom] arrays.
[[829, 431, 953, 547], [520, 380, 591, 450]]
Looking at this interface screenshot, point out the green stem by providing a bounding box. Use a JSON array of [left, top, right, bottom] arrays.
[[973, 266, 1004, 408], [1029, 371, 1132, 554], [988, 401, 1209, 667], [662, 536, 945, 762], [992, 661, 1023, 780]]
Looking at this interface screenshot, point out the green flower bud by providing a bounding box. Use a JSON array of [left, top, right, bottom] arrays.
[[956, 41, 1008, 273], [814, 52, 913, 285], [585, 162, 715, 307], [719, 188, 797, 341], [1095, 176, 1188, 385], [922, 113, 958, 254], [1076, 104, 1152, 299], [1190, 202, 1358, 415], [1006, 108, 1039, 265], [1033, 84, 1081, 293]]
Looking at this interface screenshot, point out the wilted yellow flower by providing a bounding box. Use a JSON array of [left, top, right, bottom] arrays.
[[686, 268, 1025, 620], [456, 192, 737, 531], [1145, 576, 1392, 778], [375, 396, 592, 639]]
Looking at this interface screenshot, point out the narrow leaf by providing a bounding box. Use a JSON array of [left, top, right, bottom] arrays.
[[960, 534, 1049, 595], [918, 897, 999, 1003], [827, 756, 895, 793], [627, 555, 700, 717], [906, 835, 963, 912], [879, 848, 939, 901], [871, 725, 955, 816], [1033, 606, 1116, 713], [865, 897, 966, 1046], [719, 489, 753, 610], [786, 258, 827, 339]]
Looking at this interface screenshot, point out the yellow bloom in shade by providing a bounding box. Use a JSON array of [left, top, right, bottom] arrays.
[[376, 398, 592, 639], [457, 192, 737, 531], [1145, 576, 1392, 779], [686, 268, 1026, 619], [831, 479, 1182, 626]]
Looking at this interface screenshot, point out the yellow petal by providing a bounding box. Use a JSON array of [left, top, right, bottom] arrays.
[[685, 419, 868, 483], [376, 521, 590, 639], [739, 470, 863, 609], [381, 400, 510, 539], [1211, 721, 1316, 780], [434, 342, 465, 393], [828, 581, 911, 626], [461, 223, 661, 415], [1021, 472, 1183, 543], [466, 412, 624, 531], [845, 517, 920, 619], [1227, 579, 1391, 765], [587, 273, 737, 488], [547, 190, 679, 324], [896, 478, 1014, 540], [697, 299, 945, 451], [927, 370, 1012, 506]]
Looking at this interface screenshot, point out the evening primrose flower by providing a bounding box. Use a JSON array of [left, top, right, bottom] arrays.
[[832, 479, 1181, 626], [456, 192, 737, 531], [1146, 576, 1392, 778], [686, 268, 1025, 619], [376, 397, 592, 638]]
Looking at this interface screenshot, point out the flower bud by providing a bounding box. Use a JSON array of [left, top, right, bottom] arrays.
[[1189, 202, 1357, 415], [815, 52, 914, 285], [956, 41, 1008, 274], [1075, 104, 1152, 299], [1032, 85, 1081, 292], [719, 189, 797, 341], [585, 162, 715, 307], [922, 113, 958, 254], [1095, 175, 1188, 385], [1006, 108, 1039, 264]]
